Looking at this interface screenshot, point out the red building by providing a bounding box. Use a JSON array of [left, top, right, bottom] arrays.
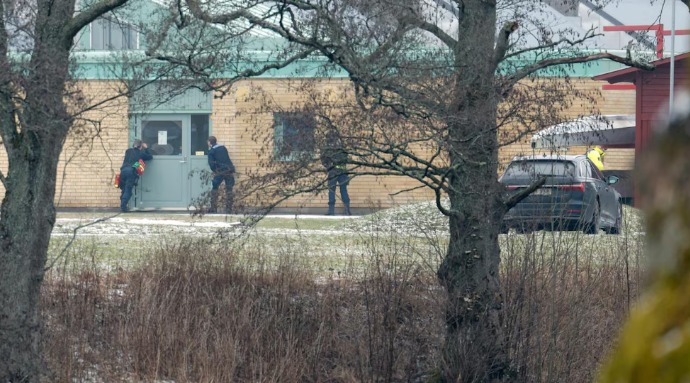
[[594, 52, 690, 152], [594, 52, 689, 204]]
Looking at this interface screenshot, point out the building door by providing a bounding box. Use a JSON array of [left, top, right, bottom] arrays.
[[136, 115, 189, 208], [132, 114, 212, 209]]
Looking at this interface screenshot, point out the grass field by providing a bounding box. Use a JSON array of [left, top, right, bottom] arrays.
[[47, 203, 645, 276], [42, 203, 647, 382]]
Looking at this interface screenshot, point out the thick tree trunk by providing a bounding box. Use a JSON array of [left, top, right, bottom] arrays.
[[0, 2, 74, 377], [436, 1, 506, 381], [0, 148, 61, 382], [437, 109, 506, 382], [0, 106, 69, 382], [438, 161, 506, 382]]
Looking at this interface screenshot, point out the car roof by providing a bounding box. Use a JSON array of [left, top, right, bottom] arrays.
[[509, 154, 587, 162]]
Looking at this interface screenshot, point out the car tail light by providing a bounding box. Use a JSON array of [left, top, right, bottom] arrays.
[[506, 185, 522, 190], [558, 183, 585, 192]]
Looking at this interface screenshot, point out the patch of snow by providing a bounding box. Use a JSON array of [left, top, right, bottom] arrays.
[[262, 214, 360, 220]]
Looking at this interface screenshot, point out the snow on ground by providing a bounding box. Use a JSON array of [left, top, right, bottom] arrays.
[[51, 200, 644, 238], [52, 213, 360, 238], [262, 214, 359, 220], [344, 200, 449, 236], [53, 216, 240, 237]]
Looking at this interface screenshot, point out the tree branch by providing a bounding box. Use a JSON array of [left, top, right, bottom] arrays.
[[503, 177, 547, 210], [493, 21, 519, 67], [401, 13, 457, 49], [185, 0, 298, 34], [501, 52, 655, 94], [0, 0, 7, 60], [499, 27, 599, 62], [151, 47, 317, 96], [46, 213, 122, 271], [62, 0, 130, 46]]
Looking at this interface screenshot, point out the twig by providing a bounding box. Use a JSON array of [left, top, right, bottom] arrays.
[[45, 213, 121, 271], [503, 176, 547, 210]]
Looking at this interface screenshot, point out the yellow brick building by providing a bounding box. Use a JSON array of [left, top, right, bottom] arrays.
[[0, 76, 636, 212]]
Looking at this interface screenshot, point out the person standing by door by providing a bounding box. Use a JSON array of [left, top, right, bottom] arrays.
[[119, 139, 153, 212], [320, 131, 351, 215], [207, 136, 236, 214]]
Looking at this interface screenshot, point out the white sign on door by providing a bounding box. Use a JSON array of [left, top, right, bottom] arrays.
[[158, 131, 167, 145]]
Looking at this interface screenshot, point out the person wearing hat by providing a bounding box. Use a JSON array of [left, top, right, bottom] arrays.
[[587, 145, 606, 171]]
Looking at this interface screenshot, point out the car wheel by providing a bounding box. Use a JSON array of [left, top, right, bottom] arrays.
[[607, 204, 622, 235], [584, 201, 600, 235]]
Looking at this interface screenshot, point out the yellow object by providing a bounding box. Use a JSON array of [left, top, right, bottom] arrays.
[[587, 146, 605, 171]]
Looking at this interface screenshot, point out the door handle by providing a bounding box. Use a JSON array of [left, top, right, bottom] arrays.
[[179, 161, 187, 164]]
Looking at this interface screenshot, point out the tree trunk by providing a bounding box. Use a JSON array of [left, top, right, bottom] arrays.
[[437, 112, 506, 382], [436, 1, 506, 381], [0, 2, 74, 377], [438, 161, 506, 382], [0, 147, 62, 382], [0, 112, 69, 382]]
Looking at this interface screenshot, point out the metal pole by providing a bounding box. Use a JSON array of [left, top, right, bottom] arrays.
[[670, 0, 677, 116]]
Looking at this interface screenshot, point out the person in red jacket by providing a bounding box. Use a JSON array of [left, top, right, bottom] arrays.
[[207, 136, 236, 214]]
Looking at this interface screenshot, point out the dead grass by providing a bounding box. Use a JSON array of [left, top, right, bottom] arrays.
[[42, 237, 442, 382], [41, 207, 645, 382]]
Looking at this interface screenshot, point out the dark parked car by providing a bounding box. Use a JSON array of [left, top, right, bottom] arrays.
[[499, 155, 622, 234]]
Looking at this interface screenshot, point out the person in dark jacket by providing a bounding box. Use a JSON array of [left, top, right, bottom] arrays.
[[207, 136, 236, 214], [320, 132, 350, 215], [119, 139, 153, 212]]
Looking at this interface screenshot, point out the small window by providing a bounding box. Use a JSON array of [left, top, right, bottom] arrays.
[[142, 120, 182, 156], [503, 160, 576, 178], [191, 115, 210, 156], [91, 18, 138, 50], [273, 112, 316, 161]]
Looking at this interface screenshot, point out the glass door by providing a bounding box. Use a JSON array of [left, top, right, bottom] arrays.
[[188, 114, 212, 207]]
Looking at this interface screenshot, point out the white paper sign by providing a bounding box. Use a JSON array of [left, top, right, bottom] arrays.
[[157, 131, 167, 145]]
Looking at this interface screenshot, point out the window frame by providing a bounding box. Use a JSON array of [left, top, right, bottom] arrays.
[[89, 17, 139, 50], [273, 111, 316, 162]]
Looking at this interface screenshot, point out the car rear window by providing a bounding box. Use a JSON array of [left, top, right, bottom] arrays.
[[503, 160, 576, 178]]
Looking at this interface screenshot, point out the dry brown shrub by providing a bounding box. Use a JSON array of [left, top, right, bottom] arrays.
[[42, 229, 642, 382]]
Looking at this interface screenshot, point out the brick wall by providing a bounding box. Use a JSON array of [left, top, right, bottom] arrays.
[[213, 79, 433, 210], [0, 81, 130, 208], [0, 77, 637, 209]]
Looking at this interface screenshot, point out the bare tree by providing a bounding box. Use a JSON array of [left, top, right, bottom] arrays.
[[178, 0, 656, 381], [0, 0, 313, 380]]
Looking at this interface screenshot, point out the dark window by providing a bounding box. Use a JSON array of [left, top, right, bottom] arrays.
[[503, 160, 576, 178], [142, 120, 182, 156], [91, 18, 138, 50], [273, 112, 316, 161], [191, 115, 210, 156]]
